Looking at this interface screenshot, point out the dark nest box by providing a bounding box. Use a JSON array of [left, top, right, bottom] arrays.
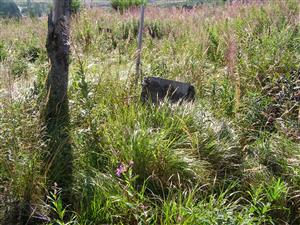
[[141, 77, 195, 104]]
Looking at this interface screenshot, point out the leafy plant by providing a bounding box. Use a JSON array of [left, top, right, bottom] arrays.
[[11, 58, 28, 78], [71, 0, 81, 14], [111, 0, 146, 12], [46, 184, 77, 225]]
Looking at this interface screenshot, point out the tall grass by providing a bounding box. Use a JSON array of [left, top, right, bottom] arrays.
[[0, 0, 299, 224]]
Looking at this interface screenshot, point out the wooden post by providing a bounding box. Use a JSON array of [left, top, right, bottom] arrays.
[[135, 5, 145, 85]]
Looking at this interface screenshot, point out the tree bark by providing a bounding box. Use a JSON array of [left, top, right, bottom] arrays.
[[44, 0, 73, 202]]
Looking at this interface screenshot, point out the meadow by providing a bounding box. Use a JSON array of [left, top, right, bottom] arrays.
[[0, 0, 299, 224]]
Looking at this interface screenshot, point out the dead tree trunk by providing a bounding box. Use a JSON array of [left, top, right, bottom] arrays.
[[44, 0, 73, 202], [46, 0, 70, 112]]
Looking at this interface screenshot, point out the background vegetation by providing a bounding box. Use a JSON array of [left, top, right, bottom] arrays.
[[0, 0, 299, 224], [111, 0, 146, 12]]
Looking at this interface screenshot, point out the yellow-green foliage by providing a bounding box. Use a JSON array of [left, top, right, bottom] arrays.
[[111, 0, 146, 12]]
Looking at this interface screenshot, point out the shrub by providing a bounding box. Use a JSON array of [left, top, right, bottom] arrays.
[[71, 0, 81, 14], [111, 0, 145, 12]]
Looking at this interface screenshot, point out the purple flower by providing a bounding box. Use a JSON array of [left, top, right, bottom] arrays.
[[115, 163, 126, 177], [115, 160, 134, 177]]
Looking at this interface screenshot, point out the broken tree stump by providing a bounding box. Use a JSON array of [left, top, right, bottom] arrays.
[[141, 77, 195, 104]]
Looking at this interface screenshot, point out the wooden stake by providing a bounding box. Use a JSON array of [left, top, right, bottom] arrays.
[[135, 5, 145, 85]]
